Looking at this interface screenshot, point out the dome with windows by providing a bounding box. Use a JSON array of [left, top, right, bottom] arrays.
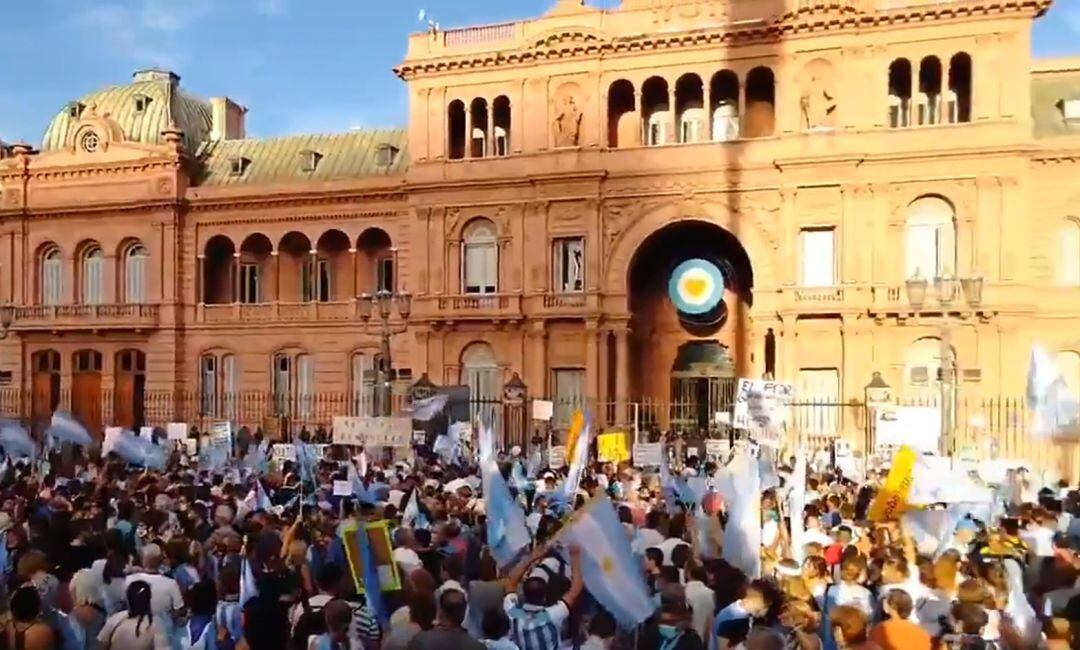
[[41, 69, 212, 153]]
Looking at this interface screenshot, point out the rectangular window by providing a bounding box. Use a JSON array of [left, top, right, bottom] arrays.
[[274, 355, 291, 415], [377, 257, 394, 293], [200, 356, 217, 417], [905, 224, 954, 280], [301, 260, 314, 302], [552, 368, 586, 429], [350, 354, 374, 416], [797, 368, 840, 435], [84, 258, 103, 305], [239, 264, 260, 304], [297, 354, 314, 418], [680, 119, 702, 144], [553, 237, 585, 293], [464, 243, 497, 294], [317, 260, 330, 302], [43, 260, 62, 306], [800, 227, 836, 287], [125, 256, 145, 304]]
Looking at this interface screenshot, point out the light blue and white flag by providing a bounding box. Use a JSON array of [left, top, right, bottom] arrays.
[[0, 421, 36, 460], [239, 557, 258, 606], [789, 455, 808, 563], [477, 418, 495, 463], [295, 440, 319, 485], [563, 413, 591, 499], [401, 489, 429, 530], [105, 429, 167, 470], [46, 412, 93, 447], [482, 459, 531, 567], [404, 394, 448, 422], [1027, 346, 1080, 439], [560, 495, 655, 629], [902, 505, 969, 558], [715, 452, 761, 578], [246, 479, 272, 513]]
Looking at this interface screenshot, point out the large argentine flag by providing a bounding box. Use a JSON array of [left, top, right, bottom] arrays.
[[1027, 346, 1080, 440], [561, 495, 655, 629]]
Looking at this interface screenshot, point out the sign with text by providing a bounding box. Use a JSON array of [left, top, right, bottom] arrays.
[[166, 422, 188, 441], [632, 442, 663, 467], [333, 416, 412, 447], [272, 444, 296, 462], [548, 445, 566, 469], [705, 439, 730, 459], [532, 400, 554, 421], [211, 422, 232, 445], [732, 379, 792, 444], [597, 432, 630, 464], [874, 406, 941, 454]]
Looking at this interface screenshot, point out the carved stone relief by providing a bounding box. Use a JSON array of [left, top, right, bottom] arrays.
[[799, 58, 838, 130]]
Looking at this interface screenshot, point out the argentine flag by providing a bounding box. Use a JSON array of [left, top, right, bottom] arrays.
[[482, 458, 531, 567], [561, 495, 655, 629], [1027, 346, 1080, 440], [46, 412, 93, 447]]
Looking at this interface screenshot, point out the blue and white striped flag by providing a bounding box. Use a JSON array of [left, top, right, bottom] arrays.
[[105, 429, 166, 470], [482, 459, 531, 567], [0, 421, 36, 460], [404, 393, 448, 422], [239, 557, 258, 606], [46, 412, 93, 447], [401, 489, 429, 530], [563, 412, 591, 499]]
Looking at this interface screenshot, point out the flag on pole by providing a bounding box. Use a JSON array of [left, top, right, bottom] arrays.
[[559, 495, 655, 629], [563, 412, 591, 499], [404, 393, 448, 421], [340, 523, 388, 626], [105, 430, 166, 470], [46, 412, 93, 447], [482, 459, 531, 567], [0, 421, 36, 460], [789, 455, 807, 563]]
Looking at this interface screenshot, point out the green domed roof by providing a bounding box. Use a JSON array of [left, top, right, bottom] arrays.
[[41, 69, 212, 153]]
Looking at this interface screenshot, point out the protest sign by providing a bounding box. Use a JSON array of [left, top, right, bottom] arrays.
[[139, 426, 154, 443], [211, 422, 231, 445], [333, 480, 352, 496], [548, 445, 566, 469], [103, 427, 122, 455], [166, 422, 188, 441], [340, 520, 402, 593], [271, 444, 296, 462], [532, 400, 554, 421], [633, 442, 663, 467], [868, 446, 917, 522], [874, 405, 941, 453], [705, 438, 730, 459], [597, 432, 630, 463], [732, 379, 792, 446], [333, 416, 411, 447]]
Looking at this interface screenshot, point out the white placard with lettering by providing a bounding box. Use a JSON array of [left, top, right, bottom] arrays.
[[333, 416, 412, 447], [874, 406, 941, 453], [211, 422, 232, 445], [332, 480, 353, 497], [705, 439, 730, 459], [532, 400, 554, 421], [271, 444, 297, 462], [732, 379, 792, 447], [548, 445, 566, 469], [632, 442, 663, 467], [103, 427, 123, 456]]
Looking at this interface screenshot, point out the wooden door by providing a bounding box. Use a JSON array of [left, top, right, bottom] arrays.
[[30, 350, 61, 433], [72, 350, 103, 437], [114, 350, 146, 430]]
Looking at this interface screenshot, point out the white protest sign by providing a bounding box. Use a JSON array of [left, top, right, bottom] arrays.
[[332, 480, 353, 497], [705, 438, 730, 459], [632, 442, 663, 467], [874, 406, 941, 453], [103, 427, 122, 456], [532, 400, 554, 421], [271, 444, 297, 462], [548, 445, 566, 469], [333, 416, 412, 447], [732, 379, 792, 446], [211, 422, 232, 445], [166, 422, 188, 441]]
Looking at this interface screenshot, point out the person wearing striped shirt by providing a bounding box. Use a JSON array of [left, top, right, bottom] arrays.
[[502, 542, 584, 650]]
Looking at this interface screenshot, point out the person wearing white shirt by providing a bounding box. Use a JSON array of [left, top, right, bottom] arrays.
[[683, 562, 715, 641], [124, 544, 184, 647]]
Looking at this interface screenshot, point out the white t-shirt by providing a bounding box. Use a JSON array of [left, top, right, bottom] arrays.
[[393, 547, 423, 575], [685, 580, 715, 640], [98, 612, 168, 650], [124, 572, 183, 619], [658, 537, 690, 566], [632, 528, 664, 556]]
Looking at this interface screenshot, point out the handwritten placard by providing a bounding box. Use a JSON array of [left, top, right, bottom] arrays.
[[732, 379, 793, 445], [333, 416, 412, 447], [166, 422, 188, 441], [333, 480, 353, 497], [632, 443, 663, 467], [548, 445, 566, 469]]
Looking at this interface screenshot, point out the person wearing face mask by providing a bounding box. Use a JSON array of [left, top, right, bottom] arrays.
[[638, 591, 706, 650]]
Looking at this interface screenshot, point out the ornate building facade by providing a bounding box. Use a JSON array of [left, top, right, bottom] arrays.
[[1, 0, 1079, 449]]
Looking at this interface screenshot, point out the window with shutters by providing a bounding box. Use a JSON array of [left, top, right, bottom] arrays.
[[297, 354, 314, 418], [123, 244, 148, 304], [797, 368, 840, 434], [81, 246, 104, 305], [41, 247, 63, 306], [461, 342, 500, 423], [552, 368, 586, 429], [377, 257, 394, 293], [462, 219, 498, 294], [799, 227, 836, 287], [302, 259, 331, 302], [200, 353, 237, 418], [350, 353, 375, 416], [200, 355, 218, 416], [273, 354, 292, 415], [905, 336, 951, 396], [904, 196, 956, 281], [553, 237, 585, 293], [1056, 219, 1080, 286], [239, 263, 260, 303]]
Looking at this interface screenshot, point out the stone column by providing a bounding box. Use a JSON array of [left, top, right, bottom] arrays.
[[232, 252, 241, 303], [527, 321, 547, 397], [195, 255, 204, 304], [308, 249, 317, 302], [486, 98, 494, 157], [668, 85, 677, 144], [464, 107, 473, 159], [703, 77, 713, 142], [349, 248, 358, 298], [586, 319, 600, 403], [615, 324, 630, 424]]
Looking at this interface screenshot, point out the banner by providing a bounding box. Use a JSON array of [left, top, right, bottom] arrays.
[[632, 442, 662, 467], [874, 406, 941, 453], [340, 519, 402, 593], [333, 416, 411, 447], [211, 422, 232, 445], [597, 432, 630, 464], [732, 379, 792, 446], [868, 445, 918, 522], [705, 438, 730, 459]]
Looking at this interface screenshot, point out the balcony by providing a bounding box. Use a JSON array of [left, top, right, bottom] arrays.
[[197, 301, 362, 324], [424, 293, 523, 321], [13, 304, 160, 331]]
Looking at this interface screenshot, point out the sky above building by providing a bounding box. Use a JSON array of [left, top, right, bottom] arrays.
[[1, 0, 1077, 145]]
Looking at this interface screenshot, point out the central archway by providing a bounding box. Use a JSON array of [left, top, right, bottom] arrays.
[[626, 219, 754, 433]]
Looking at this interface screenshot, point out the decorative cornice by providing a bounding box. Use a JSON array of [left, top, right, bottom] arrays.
[[196, 210, 403, 228], [395, 0, 1050, 80], [185, 189, 408, 213]]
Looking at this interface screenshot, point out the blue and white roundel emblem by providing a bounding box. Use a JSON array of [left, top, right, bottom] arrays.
[[668, 259, 725, 315]]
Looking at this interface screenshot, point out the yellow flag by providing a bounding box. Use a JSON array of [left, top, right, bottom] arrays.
[[566, 410, 585, 462], [868, 445, 918, 522]]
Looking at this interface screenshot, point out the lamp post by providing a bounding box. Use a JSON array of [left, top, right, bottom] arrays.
[[906, 272, 983, 456], [357, 283, 411, 416]]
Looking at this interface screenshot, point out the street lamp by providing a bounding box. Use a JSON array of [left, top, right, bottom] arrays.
[[357, 285, 412, 416], [906, 271, 982, 456]]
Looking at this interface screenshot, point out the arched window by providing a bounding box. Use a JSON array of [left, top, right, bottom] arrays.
[[296, 354, 314, 418], [607, 79, 636, 148], [462, 219, 498, 294], [641, 77, 670, 146], [675, 73, 705, 144], [1056, 351, 1080, 398], [124, 244, 148, 304], [448, 100, 466, 160], [1057, 219, 1080, 286], [904, 196, 956, 281], [888, 59, 913, 128], [81, 245, 104, 305], [40, 247, 63, 306], [948, 53, 972, 124], [917, 56, 943, 126], [470, 98, 489, 158], [461, 342, 500, 422], [350, 352, 375, 416], [493, 95, 511, 156], [710, 70, 740, 142], [744, 67, 776, 138]]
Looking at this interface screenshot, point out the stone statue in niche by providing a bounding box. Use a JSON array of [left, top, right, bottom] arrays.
[[799, 59, 838, 131], [553, 83, 584, 147]]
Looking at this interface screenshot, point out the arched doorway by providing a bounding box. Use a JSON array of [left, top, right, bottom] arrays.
[[72, 349, 103, 436], [627, 220, 754, 432], [31, 350, 61, 432], [114, 350, 146, 430]]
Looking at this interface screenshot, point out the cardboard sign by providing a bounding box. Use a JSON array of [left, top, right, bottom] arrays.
[[548, 445, 566, 469], [705, 439, 730, 459], [633, 442, 663, 467], [333, 480, 353, 497], [333, 416, 412, 447], [211, 422, 232, 445], [271, 444, 296, 462], [597, 432, 630, 463], [732, 379, 792, 446], [532, 400, 554, 421], [166, 422, 188, 441]]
